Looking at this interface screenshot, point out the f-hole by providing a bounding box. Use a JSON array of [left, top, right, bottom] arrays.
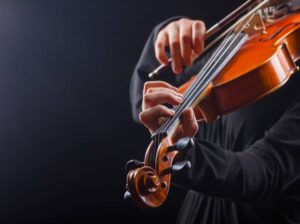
[[260, 22, 300, 42]]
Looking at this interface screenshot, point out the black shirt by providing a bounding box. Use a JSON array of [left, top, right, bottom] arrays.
[[130, 18, 300, 224]]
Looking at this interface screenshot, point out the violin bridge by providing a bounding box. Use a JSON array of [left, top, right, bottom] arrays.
[[244, 11, 267, 35]]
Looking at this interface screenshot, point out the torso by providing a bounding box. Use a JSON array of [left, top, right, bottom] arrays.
[[177, 71, 300, 224]]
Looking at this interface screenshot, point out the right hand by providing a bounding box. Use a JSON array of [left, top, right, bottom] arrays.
[[139, 81, 198, 141], [155, 18, 206, 74]]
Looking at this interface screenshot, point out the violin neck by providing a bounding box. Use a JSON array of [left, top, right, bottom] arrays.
[[152, 0, 277, 139], [155, 32, 249, 139]]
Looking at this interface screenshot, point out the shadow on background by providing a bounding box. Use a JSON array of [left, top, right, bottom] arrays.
[[0, 0, 242, 223]]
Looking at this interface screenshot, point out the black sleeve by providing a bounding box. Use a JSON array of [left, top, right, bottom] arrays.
[[129, 16, 211, 123], [175, 96, 300, 202]]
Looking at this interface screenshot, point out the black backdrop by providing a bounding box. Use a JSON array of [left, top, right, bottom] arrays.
[[0, 0, 243, 223]]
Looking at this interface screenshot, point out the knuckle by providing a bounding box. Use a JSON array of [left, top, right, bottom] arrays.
[[167, 93, 176, 102], [192, 120, 198, 129], [144, 93, 153, 104], [158, 117, 166, 126], [186, 122, 198, 136], [139, 112, 146, 123], [155, 51, 160, 60], [143, 82, 150, 92], [155, 41, 164, 50], [157, 30, 166, 39], [194, 20, 205, 30], [146, 88, 152, 94], [157, 104, 164, 111], [146, 88, 154, 94], [192, 125, 198, 135], [178, 18, 190, 25], [157, 105, 165, 115], [143, 81, 153, 92], [167, 22, 177, 30], [191, 118, 198, 131]]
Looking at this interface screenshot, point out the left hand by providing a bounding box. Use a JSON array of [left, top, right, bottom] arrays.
[[139, 81, 198, 141]]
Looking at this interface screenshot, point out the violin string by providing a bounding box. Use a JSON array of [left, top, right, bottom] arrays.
[[175, 11, 254, 120], [157, 31, 237, 134], [174, 9, 257, 114], [151, 2, 266, 169], [162, 37, 237, 132], [172, 35, 246, 121], [153, 134, 157, 168], [162, 14, 253, 134], [151, 13, 251, 166], [150, 36, 235, 168], [155, 34, 234, 136], [156, 25, 241, 136], [152, 30, 236, 161], [164, 35, 246, 132], [159, 18, 248, 134], [151, 31, 240, 165], [152, 32, 238, 161]]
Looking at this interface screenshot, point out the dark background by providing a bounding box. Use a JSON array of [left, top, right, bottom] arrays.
[[0, 0, 243, 223]]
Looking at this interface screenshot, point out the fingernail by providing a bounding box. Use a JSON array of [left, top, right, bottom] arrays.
[[176, 96, 183, 102], [177, 93, 184, 98], [176, 94, 183, 100], [169, 109, 175, 115]]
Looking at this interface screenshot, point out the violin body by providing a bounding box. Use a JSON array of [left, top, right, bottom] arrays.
[[190, 13, 300, 122], [125, 12, 300, 208]]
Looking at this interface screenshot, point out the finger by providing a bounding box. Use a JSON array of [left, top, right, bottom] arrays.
[[139, 105, 175, 133], [155, 31, 169, 65], [158, 117, 167, 126], [167, 24, 182, 74], [143, 91, 183, 109], [179, 23, 193, 67], [143, 81, 178, 94], [192, 20, 206, 55], [182, 108, 198, 137], [173, 125, 185, 143], [146, 87, 182, 97]]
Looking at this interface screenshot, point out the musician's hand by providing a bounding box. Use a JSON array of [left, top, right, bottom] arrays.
[[139, 81, 198, 140], [155, 18, 206, 74]]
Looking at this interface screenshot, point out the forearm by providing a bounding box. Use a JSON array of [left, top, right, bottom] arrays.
[[175, 137, 283, 201], [174, 100, 300, 202]]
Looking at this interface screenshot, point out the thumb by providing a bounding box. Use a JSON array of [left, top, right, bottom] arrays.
[[182, 108, 198, 137]]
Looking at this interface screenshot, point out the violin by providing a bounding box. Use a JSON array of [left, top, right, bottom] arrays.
[[124, 0, 300, 208]]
